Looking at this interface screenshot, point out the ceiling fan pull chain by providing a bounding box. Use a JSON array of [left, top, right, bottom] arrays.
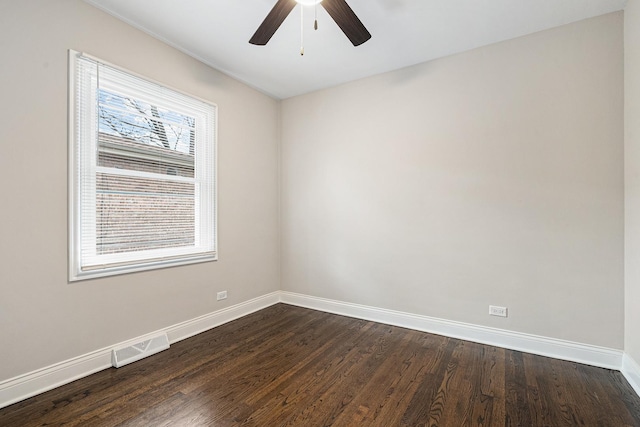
[[300, 5, 304, 55]]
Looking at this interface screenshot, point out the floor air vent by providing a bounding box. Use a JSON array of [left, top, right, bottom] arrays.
[[111, 333, 170, 368]]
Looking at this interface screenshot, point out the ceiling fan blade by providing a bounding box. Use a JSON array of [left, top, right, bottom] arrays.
[[249, 0, 297, 45], [321, 0, 371, 46]]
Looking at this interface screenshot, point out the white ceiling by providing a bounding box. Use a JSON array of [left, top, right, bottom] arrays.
[[84, 0, 627, 99]]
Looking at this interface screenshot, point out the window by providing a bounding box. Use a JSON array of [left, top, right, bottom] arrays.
[[68, 51, 217, 281]]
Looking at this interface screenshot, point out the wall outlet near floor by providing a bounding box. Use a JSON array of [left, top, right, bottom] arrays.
[[489, 305, 508, 317], [217, 291, 228, 301]]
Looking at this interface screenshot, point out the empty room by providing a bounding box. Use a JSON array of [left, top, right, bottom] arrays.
[[1, 0, 640, 425]]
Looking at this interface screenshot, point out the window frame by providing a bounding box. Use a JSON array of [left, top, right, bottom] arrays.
[[68, 50, 217, 281]]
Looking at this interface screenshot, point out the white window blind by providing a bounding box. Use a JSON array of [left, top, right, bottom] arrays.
[[69, 50, 217, 281]]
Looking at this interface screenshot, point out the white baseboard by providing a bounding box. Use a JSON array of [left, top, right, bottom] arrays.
[[0, 349, 113, 411], [164, 291, 280, 344], [279, 291, 624, 370], [1, 290, 636, 410], [0, 291, 280, 410], [622, 353, 640, 397]]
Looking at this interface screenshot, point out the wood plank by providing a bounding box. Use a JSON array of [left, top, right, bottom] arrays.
[[0, 304, 638, 426]]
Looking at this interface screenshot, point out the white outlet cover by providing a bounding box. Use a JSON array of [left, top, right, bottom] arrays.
[[489, 305, 508, 317]]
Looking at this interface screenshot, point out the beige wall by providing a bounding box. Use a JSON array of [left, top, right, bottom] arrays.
[[281, 13, 624, 348], [625, 1, 640, 364], [0, 1, 280, 380]]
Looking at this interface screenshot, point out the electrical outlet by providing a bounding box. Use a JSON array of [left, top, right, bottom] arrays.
[[489, 305, 507, 317], [217, 291, 227, 301]]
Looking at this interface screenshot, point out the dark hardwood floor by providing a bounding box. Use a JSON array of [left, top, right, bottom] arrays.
[[1, 304, 639, 426]]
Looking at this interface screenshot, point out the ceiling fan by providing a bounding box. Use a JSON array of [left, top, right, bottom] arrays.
[[249, 0, 371, 47]]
